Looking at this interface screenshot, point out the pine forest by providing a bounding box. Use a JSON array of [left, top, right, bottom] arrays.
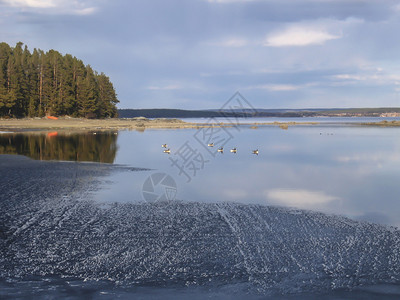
[[0, 42, 119, 118]]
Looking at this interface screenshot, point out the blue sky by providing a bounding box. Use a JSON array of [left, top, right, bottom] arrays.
[[1, 0, 400, 109]]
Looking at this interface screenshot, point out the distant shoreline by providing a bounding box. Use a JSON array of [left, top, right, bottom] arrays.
[[0, 118, 399, 132], [118, 107, 400, 119]]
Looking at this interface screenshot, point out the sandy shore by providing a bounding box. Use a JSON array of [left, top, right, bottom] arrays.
[[1, 117, 398, 132], [361, 120, 400, 127], [0, 117, 199, 131], [0, 117, 321, 132]]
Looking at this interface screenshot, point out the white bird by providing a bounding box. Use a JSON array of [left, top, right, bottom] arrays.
[[162, 144, 168, 148], [163, 148, 171, 154], [252, 149, 259, 155], [217, 147, 224, 153], [208, 143, 214, 147], [230, 148, 237, 153]]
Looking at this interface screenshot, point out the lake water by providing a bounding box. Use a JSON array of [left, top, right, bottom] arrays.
[[182, 116, 400, 124], [96, 120, 400, 228], [1, 118, 400, 299]]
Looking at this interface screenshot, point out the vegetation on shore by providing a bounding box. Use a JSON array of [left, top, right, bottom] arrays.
[[0, 42, 119, 118], [0, 117, 321, 132], [118, 108, 400, 119], [361, 120, 400, 127]]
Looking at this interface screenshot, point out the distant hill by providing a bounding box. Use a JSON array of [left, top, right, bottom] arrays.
[[118, 108, 400, 118], [118, 109, 252, 118]]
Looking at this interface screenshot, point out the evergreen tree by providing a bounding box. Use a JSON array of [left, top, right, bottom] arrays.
[[77, 65, 98, 118], [96, 72, 119, 117], [27, 49, 40, 117], [0, 42, 119, 118], [61, 54, 76, 116], [0, 43, 12, 116]]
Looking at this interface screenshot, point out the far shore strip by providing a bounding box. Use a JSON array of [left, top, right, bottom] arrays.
[[0, 117, 317, 131], [0, 118, 398, 132]]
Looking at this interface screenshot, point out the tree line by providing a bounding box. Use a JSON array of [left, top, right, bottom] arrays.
[[0, 42, 119, 118]]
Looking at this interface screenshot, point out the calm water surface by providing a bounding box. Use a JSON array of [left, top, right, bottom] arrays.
[[95, 122, 400, 228], [1, 121, 399, 227]]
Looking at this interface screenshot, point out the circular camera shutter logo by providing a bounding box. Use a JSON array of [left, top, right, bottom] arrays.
[[142, 173, 177, 202]]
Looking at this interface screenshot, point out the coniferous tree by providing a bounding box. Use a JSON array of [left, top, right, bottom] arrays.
[[62, 54, 77, 116], [78, 65, 98, 118], [0, 42, 119, 118], [96, 72, 119, 117], [27, 49, 40, 117], [0, 43, 12, 116]]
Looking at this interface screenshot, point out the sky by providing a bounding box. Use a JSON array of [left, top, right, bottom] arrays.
[[1, 0, 400, 109]]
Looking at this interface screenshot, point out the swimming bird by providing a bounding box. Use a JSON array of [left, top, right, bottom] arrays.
[[230, 148, 237, 153], [252, 149, 259, 155], [162, 144, 168, 148], [163, 149, 171, 154], [208, 143, 214, 147], [217, 147, 224, 153]]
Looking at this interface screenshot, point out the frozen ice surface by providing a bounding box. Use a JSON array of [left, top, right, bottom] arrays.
[[1, 155, 400, 297]]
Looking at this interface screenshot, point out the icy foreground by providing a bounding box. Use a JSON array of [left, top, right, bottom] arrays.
[[1, 155, 400, 296]]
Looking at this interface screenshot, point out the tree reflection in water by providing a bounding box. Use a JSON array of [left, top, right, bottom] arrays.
[[0, 131, 118, 163]]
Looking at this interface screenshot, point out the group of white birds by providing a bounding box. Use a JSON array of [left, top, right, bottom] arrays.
[[162, 143, 258, 155]]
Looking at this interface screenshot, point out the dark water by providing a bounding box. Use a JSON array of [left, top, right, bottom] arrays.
[[1, 119, 400, 299], [0, 131, 118, 163]]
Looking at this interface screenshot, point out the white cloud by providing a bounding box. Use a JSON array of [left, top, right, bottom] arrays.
[[1, 0, 97, 15], [333, 71, 400, 86], [264, 26, 341, 47], [264, 188, 339, 208], [246, 82, 319, 91], [74, 6, 97, 15], [3, 0, 55, 8], [251, 84, 300, 91]]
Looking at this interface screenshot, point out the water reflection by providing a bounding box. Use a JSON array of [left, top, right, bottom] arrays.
[[94, 125, 400, 228], [0, 131, 118, 163], [1, 125, 400, 228]]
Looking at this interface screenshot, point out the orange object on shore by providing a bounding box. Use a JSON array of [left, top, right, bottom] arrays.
[[47, 132, 58, 138], [47, 116, 58, 120]]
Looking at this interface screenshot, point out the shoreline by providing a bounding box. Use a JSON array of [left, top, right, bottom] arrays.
[[0, 117, 319, 132], [0, 117, 399, 132]]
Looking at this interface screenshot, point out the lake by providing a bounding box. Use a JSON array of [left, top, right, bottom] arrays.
[[98, 119, 400, 228], [1, 118, 400, 299]]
